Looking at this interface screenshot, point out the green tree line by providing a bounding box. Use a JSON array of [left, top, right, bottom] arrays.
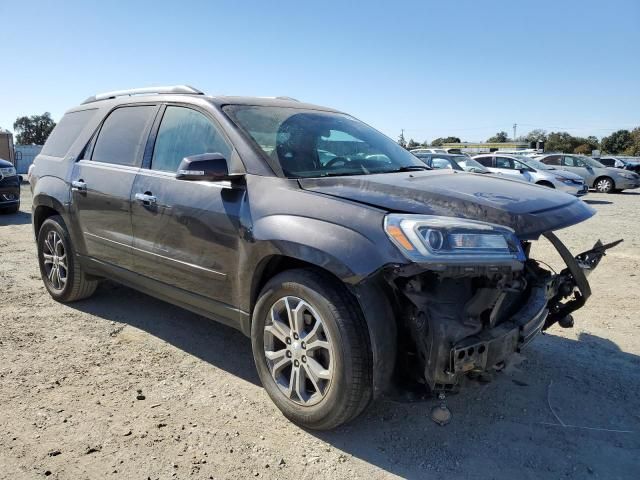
[[399, 127, 640, 155]]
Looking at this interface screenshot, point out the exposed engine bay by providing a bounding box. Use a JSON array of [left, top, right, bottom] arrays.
[[386, 234, 622, 392]]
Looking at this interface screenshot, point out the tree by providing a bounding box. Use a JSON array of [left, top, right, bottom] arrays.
[[517, 129, 547, 144], [624, 127, 640, 156], [397, 131, 407, 148], [545, 131, 581, 153], [574, 144, 592, 155], [601, 129, 633, 154], [431, 136, 461, 146], [486, 131, 509, 143], [406, 138, 421, 149], [13, 112, 56, 145]]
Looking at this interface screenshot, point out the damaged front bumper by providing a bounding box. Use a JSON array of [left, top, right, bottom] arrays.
[[387, 234, 621, 391]]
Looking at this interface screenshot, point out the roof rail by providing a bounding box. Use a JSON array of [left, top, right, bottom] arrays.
[[82, 85, 204, 104], [275, 96, 300, 102]]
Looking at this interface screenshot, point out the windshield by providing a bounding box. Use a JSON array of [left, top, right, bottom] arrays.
[[457, 157, 490, 173], [579, 156, 606, 168], [223, 105, 427, 178]]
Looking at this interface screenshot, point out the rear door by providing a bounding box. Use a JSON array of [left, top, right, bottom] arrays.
[[130, 105, 244, 305], [71, 104, 158, 270]]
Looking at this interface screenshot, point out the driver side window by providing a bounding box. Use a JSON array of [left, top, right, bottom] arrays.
[[152, 106, 231, 173], [563, 155, 584, 167], [495, 157, 515, 169]]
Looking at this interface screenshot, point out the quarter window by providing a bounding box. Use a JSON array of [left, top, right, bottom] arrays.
[[41, 109, 98, 158], [92, 106, 156, 166], [151, 106, 231, 172]]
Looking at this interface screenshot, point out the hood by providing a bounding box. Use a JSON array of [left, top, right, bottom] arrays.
[[299, 170, 595, 239], [0, 158, 12, 168]]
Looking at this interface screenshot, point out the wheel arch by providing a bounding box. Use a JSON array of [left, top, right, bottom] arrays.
[[535, 180, 555, 188], [593, 175, 615, 190], [248, 253, 397, 399]]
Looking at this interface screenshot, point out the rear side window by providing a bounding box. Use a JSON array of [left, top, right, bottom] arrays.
[[475, 156, 493, 167], [41, 109, 97, 157], [151, 106, 232, 172], [92, 106, 156, 166], [542, 155, 561, 165]]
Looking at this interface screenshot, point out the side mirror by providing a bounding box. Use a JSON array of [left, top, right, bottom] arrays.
[[176, 153, 242, 181]]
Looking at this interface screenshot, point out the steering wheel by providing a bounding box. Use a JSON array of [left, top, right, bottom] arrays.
[[325, 156, 351, 168]]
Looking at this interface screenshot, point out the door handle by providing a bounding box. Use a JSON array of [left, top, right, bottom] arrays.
[[135, 192, 157, 205], [71, 180, 87, 192]]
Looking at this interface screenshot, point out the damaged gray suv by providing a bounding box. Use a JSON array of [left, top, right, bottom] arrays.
[[30, 86, 618, 430]]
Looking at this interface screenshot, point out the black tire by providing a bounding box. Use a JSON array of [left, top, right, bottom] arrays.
[[251, 268, 373, 430], [37, 215, 98, 302], [0, 203, 19, 214], [594, 176, 614, 193]]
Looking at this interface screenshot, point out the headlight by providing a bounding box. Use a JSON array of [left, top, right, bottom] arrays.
[[384, 214, 526, 268], [618, 172, 636, 180], [553, 176, 574, 184], [0, 166, 16, 177]]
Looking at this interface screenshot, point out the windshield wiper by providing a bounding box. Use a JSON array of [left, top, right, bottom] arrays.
[[385, 165, 431, 173]]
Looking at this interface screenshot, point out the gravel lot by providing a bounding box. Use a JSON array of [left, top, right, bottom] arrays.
[[1, 184, 639, 480]]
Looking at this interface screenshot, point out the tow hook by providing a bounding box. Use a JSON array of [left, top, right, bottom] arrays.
[[430, 392, 452, 426]]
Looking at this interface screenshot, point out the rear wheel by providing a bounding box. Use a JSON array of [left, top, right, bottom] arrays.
[[251, 269, 373, 430], [594, 176, 614, 193], [37, 215, 98, 302]]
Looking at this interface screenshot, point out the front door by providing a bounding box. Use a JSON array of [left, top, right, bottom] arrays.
[[492, 156, 531, 182], [71, 104, 158, 270], [130, 105, 244, 305], [562, 155, 595, 184]]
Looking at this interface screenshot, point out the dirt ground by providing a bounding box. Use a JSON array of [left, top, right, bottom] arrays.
[[1, 184, 639, 480]]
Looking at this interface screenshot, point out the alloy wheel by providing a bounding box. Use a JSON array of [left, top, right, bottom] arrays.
[[263, 296, 334, 406], [42, 230, 68, 291]]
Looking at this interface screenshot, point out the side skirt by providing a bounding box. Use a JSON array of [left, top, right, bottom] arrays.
[[80, 255, 251, 336]]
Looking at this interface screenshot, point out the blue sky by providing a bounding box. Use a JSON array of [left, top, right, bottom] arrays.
[[1, 0, 638, 143]]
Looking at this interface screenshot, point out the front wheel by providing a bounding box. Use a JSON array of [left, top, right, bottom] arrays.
[[251, 269, 373, 430], [0, 203, 19, 214], [594, 177, 614, 193], [37, 215, 98, 302]]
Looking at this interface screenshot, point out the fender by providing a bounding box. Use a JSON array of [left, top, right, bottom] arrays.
[[31, 176, 74, 237], [239, 214, 402, 398]]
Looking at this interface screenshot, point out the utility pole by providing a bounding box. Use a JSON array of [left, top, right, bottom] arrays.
[[513, 123, 517, 141]]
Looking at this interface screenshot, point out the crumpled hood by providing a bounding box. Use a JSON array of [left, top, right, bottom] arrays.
[[299, 170, 595, 239]]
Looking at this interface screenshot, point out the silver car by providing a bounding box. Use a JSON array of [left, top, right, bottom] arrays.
[[535, 153, 640, 193], [473, 154, 588, 196]]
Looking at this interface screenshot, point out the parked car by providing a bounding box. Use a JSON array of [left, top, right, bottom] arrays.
[[413, 153, 491, 174], [598, 156, 640, 175], [473, 154, 588, 196], [536, 154, 640, 193], [30, 85, 615, 430], [0, 157, 20, 213], [410, 147, 447, 154]]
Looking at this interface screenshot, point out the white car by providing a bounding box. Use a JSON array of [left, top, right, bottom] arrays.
[[473, 154, 588, 196], [410, 148, 447, 155]]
